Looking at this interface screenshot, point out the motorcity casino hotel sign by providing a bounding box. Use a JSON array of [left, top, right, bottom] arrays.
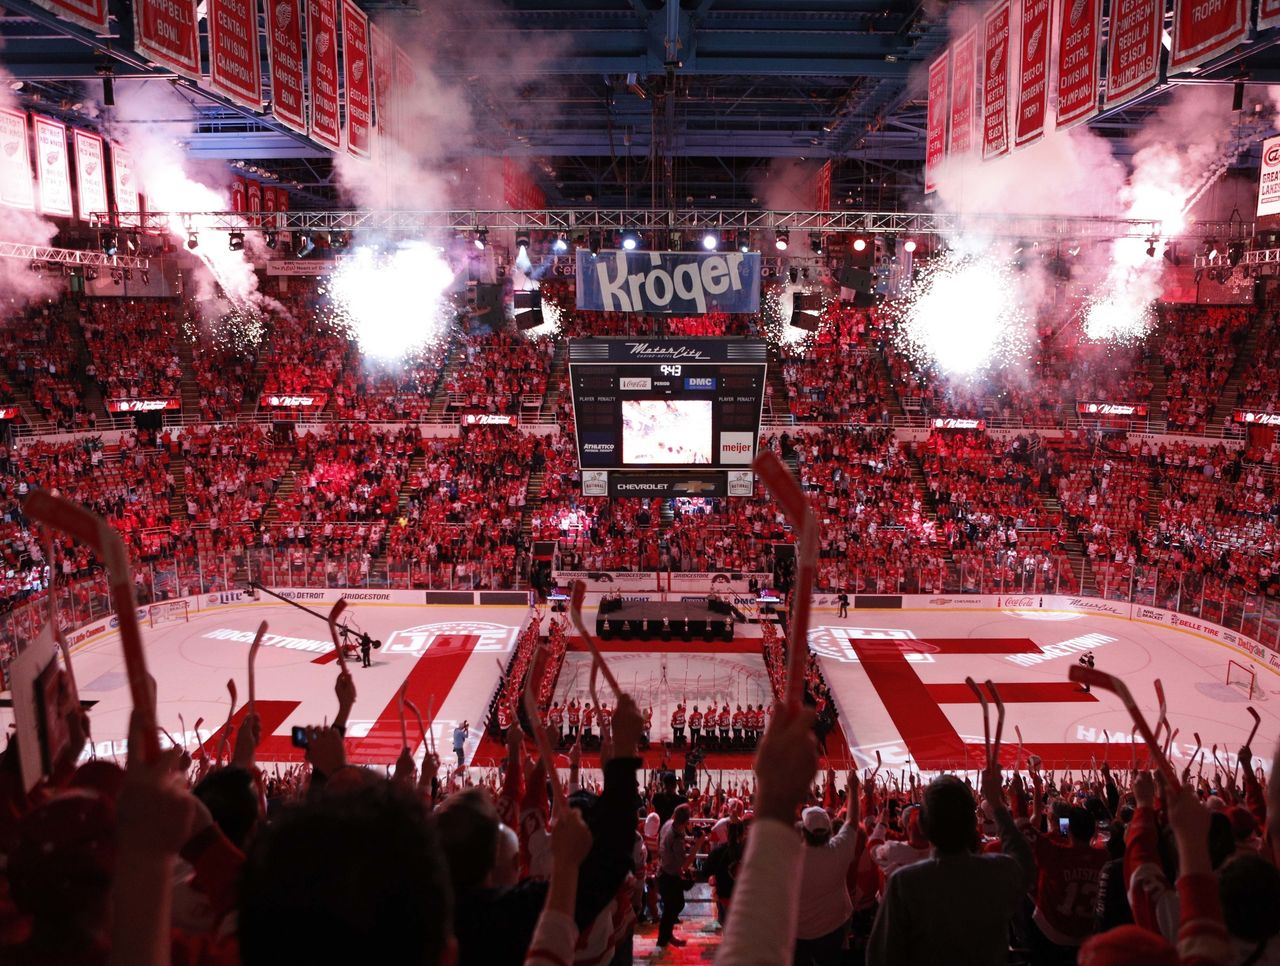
[[576, 249, 761, 314]]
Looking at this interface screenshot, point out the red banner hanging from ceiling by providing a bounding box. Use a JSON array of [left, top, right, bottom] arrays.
[[208, 0, 262, 109], [33, 115, 72, 218], [265, 0, 307, 135], [341, 0, 371, 159], [0, 110, 34, 211], [1013, 0, 1051, 148], [393, 46, 415, 148], [1260, 0, 1280, 30], [111, 142, 140, 227], [947, 28, 977, 157], [981, 0, 1011, 160], [29, 0, 108, 33], [133, 0, 201, 82], [231, 177, 247, 212], [1055, 0, 1102, 128], [1169, 0, 1248, 73], [73, 129, 108, 223], [306, 0, 343, 150], [1104, 0, 1163, 108], [924, 50, 949, 195], [369, 22, 392, 146]]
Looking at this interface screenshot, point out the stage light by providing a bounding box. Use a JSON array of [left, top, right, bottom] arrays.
[[774, 230, 789, 252], [621, 231, 639, 251], [1145, 237, 1157, 258], [1163, 243, 1180, 266], [296, 234, 315, 258], [552, 233, 568, 253], [852, 237, 867, 252], [903, 239, 917, 253], [474, 227, 488, 250], [736, 229, 750, 253], [228, 231, 245, 252], [186, 231, 199, 251], [110, 268, 122, 285], [100, 232, 118, 256], [264, 231, 278, 250], [702, 231, 719, 251], [810, 233, 824, 255], [515, 228, 531, 251]]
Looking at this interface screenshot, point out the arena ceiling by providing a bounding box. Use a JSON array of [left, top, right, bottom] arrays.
[[1, 0, 1279, 208]]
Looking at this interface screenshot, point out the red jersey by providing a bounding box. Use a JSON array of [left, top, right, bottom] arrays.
[[548, 706, 563, 726], [718, 709, 731, 728], [672, 708, 686, 727], [689, 711, 703, 729], [567, 705, 580, 724], [1029, 832, 1109, 944], [583, 706, 595, 726], [497, 703, 511, 729], [597, 707, 612, 729], [732, 710, 744, 728]]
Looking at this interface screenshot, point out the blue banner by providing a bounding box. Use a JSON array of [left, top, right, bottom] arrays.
[[575, 249, 761, 314]]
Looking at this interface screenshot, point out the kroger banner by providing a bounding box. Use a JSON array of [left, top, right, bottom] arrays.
[[575, 250, 760, 314]]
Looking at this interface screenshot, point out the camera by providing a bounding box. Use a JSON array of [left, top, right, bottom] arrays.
[[291, 726, 309, 748]]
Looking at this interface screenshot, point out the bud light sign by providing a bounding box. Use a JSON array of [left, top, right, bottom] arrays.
[[576, 250, 760, 314]]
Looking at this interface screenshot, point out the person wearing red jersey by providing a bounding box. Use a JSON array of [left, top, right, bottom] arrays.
[[566, 699, 580, 739], [496, 699, 512, 737], [671, 703, 687, 744], [642, 706, 653, 746], [597, 702, 612, 736], [689, 706, 703, 744], [732, 705, 745, 745], [547, 702, 563, 742], [581, 701, 596, 743], [1013, 804, 1110, 961], [718, 704, 732, 743]]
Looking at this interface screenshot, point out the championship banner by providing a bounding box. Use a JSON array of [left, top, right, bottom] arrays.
[[29, 0, 108, 33], [306, 0, 343, 150], [0, 109, 35, 211], [924, 50, 949, 194], [948, 30, 977, 157], [1170, 0, 1247, 73], [341, 0, 372, 159], [982, 0, 1011, 160], [1055, 0, 1102, 127], [247, 180, 262, 228], [1261, 0, 1280, 30], [208, 0, 262, 109], [1013, 0, 1051, 148], [110, 142, 139, 227], [33, 116, 72, 218], [1104, 0, 1163, 108], [231, 176, 247, 212], [575, 250, 761, 314], [263, 185, 278, 212], [370, 23, 393, 141], [393, 46, 415, 147], [73, 129, 107, 223], [1258, 135, 1280, 217], [265, 0, 307, 135], [133, 0, 201, 82]]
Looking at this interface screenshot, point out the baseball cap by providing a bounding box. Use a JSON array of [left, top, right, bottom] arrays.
[[801, 806, 832, 834]]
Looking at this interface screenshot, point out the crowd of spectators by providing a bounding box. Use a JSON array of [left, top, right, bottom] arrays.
[[444, 333, 555, 415], [1157, 306, 1250, 432], [80, 298, 184, 404], [779, 305, 893, 423], [0, 299, 92, 428]]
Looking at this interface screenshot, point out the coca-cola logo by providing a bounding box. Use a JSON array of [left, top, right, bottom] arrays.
[[274, 0, 292, 28], [1025, 23, 1043, 59], [1002, 596, 1035, 608]]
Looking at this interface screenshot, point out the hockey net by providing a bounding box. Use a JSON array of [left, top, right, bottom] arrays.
[[1226, 660, 1257, 701], [149, 599, 190, 627]]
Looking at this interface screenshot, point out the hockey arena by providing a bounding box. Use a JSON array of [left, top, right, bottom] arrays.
[[6, 0, 1280, 962]]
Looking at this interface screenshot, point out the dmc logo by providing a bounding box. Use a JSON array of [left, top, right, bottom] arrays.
[[684, 377, 717, 390], [1267, 144, 1280, 167]]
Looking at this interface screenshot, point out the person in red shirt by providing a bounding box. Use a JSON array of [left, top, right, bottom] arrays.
[[731, 705, 745, 745], [689, 706, 703, 744], [548, 702, 564, 742], [582, 702, 595, 743], [642, 706, 653, 747], [597, 703, 612, 736], [718, 704, 731, 743], [566, 699, 580, 739], [671, 703, 686, 744], [1017, 804, 1111, 961]]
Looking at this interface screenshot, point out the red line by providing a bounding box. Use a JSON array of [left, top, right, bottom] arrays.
[[847, 637, 967, 766], [847, 636, 1043, 655], [926, 682, 1099, 704], [346, 634, 480, 764], [200, 699, 305, 763]]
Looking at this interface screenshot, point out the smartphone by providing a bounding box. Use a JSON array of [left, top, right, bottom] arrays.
[[1058, 817, 1070, 835], [291, 726, 309, 748]]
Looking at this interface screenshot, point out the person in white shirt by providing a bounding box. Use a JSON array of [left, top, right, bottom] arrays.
[[794, 771, 858, 965]]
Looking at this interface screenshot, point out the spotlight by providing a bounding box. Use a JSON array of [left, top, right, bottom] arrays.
[[100, 232, 118, 256], [810, 233, 824, 255], [552, 233, 568, 254], [186, 231, 199, 250], [515, 228, 531, 250], [736, 229, 750, 253], [84, 267, 98, 282], [228, 231, 245, 252], [1163, 242, 1181, 266], [701, 231, 719, 251], [903, 239, 917, 253], [1145, 237, 1157, 258], [296, 234, 315, 258], [852, 237, 867, 252], [621, 231, 639, 251], [774, 230, 789, 252], [110, 268, 122, 285], [474, 227, 488, 250], [264, 230, 278, 250]]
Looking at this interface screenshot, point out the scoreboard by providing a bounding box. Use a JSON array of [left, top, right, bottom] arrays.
[[567, 338, 768, 473]]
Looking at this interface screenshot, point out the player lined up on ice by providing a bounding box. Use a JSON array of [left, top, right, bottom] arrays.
[[673, 702, 769, 749]]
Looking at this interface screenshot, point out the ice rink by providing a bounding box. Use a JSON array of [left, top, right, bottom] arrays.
[[812, 604, 1278, 774]]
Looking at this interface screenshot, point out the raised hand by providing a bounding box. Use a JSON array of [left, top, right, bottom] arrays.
[[753, 702, 818, 824], [304, 726, 346, 778], [231, 711, 261, 769]]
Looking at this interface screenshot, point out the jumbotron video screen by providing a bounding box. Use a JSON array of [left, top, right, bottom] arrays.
[[567, 338, 768, 471]]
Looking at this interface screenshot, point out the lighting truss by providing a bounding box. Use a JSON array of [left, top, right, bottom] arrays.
[[0, 241, 150, 270], [102, 209, 1185, 240]]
